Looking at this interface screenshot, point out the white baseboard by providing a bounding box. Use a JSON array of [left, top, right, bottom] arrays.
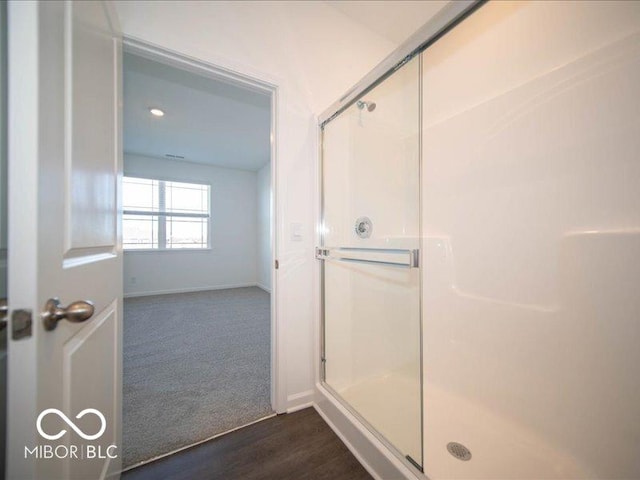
[[124, 282, 258, 298], [286, 389, 315, 413], [256, 283, 271, 293]]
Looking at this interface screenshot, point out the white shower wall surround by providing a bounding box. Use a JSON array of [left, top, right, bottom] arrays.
[[317, 1, 640, 479]]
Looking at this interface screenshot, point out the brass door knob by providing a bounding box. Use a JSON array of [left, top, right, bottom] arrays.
[[42, 298, 95, 331]]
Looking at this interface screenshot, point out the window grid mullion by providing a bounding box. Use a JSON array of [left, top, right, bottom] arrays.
[[158, 180, 167, 249]]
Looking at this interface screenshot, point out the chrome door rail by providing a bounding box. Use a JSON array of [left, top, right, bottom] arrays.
[[316, 247, 419, 268]]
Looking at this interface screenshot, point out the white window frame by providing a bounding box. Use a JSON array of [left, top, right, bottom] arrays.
[[123, 176, 211, 251]]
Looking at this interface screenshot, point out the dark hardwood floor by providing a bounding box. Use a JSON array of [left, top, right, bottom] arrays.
[[121, 407, 373, 480]]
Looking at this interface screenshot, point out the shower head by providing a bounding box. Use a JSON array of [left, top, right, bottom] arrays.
[[356, 100, 376, 112]]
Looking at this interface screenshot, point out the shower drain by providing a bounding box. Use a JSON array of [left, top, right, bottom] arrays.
[[447, 442, 472, 461]]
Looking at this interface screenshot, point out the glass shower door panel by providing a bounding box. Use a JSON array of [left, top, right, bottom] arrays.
[[322, 56, 421, 465]]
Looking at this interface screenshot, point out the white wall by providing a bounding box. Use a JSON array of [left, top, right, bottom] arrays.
[[256, 162, 271, 292], [123, 153, 257, 296], [0, 3, 7, 475], [113, 0, 396, 410], [0, 1, 7, 298]]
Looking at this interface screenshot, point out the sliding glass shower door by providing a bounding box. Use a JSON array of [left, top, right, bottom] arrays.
[[320, 56, 422, 467]]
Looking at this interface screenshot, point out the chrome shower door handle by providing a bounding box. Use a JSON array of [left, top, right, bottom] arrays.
[[42, 298, 95, 331], [316, 247, 420, 268]]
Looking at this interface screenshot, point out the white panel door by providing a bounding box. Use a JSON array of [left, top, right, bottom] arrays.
[[7, 1, 122, 479]]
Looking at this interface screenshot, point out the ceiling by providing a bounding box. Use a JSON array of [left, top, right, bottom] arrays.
[[325, 0, 449, 44], [123, 52, 271, 171], [123, 2, 447, 171]]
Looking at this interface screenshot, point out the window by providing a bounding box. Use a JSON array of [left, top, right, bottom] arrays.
[[123, 177, 210, 250]]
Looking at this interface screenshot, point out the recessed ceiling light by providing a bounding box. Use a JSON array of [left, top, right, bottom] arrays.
[[149, 107, 165, 117]]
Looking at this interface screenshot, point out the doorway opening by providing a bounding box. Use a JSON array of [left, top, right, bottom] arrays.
[[121, 42, 278, 469]]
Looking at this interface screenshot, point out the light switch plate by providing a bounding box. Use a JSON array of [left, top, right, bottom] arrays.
[[291, 222, 303, 241]]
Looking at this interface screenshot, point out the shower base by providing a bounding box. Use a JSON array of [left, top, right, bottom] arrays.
[[333, 365, 422, 464]]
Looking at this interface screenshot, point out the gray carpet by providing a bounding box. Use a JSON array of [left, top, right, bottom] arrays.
[[123, 287, 272, 468]]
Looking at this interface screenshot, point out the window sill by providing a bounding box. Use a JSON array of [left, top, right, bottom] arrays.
[[124, 248, 212, 254]]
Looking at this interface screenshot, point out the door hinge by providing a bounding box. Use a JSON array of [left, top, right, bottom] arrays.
[[274, 259, 279, 270], [12, 309, 33, 340]]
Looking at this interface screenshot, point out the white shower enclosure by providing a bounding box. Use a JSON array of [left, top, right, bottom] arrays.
[[318, 1, 640, 479]]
